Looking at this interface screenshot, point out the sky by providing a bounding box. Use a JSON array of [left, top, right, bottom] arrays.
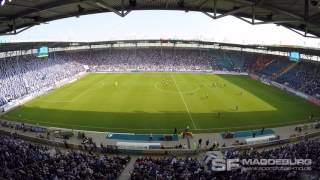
[[1, 10, 320, 48]]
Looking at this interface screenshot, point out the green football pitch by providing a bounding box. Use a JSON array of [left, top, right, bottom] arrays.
[[2, 73, 320, 133]]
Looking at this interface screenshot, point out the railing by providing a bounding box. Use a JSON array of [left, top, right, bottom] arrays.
[[0, 123, 319, 156]]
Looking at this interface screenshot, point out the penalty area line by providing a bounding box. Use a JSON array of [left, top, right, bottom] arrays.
[[170, 74, 197, 130]]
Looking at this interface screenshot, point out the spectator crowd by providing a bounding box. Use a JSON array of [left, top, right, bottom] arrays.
[[0, 53, 84, 104], [0, 131, 319, 180], [74, 48, 214, 72], [0, 47, 320, 179], [276, 63, 320, 97], [132, 139, 320, 180], [0, 47, 320, 109], [0, 133, 130, 180], [131, 156, 214, 180]]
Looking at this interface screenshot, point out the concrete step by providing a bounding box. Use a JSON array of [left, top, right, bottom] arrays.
[[118, 156, 138, 180]]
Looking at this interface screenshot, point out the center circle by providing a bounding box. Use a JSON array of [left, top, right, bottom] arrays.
[[154, 80, 200, 94]]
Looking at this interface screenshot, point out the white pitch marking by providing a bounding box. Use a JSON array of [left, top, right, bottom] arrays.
[[170, 74, 197, 130]]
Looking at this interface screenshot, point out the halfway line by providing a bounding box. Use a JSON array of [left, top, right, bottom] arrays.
[[170, 74, 197, 130]]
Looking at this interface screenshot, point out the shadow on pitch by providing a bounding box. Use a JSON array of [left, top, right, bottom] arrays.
[[2, 105, 316, 134]]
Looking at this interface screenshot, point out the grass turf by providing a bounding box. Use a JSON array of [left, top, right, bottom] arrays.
[[2, 72, 320, 133]]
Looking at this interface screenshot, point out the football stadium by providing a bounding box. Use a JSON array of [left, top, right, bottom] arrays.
[[0, 0, 320, 180]]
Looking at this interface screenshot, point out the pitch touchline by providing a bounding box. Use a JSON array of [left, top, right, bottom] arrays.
[[170, 74, 197, 130]]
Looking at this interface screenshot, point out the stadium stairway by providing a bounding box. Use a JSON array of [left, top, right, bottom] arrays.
[[257, 59, 292, 78], [250, 58, 274, 72], [209, 50, 234, 71], [118, 156, 137, 180], [263, 59, 275, 69], [273, 62, 297, 80]]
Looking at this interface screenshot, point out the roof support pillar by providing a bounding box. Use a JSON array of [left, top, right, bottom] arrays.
[[198, 0, 209, 9], [284, 26, 318, 39], [121, 0, 124, 16], [203, 5, 251, 20], [13, 19, 16, 34], [213, 0, 217, 19], [96, 0, 129, 17], [0, 25, 33, 36], [252, 4, 255, 24], [235, 16, 253, 25], [304, 0, 310, 36]]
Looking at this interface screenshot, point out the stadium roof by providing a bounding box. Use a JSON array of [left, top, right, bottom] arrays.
[[0, 0, 320, 37], [1, 39, 320, 57]]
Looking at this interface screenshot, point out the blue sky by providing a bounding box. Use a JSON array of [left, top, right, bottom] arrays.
[[1, 10, 320, 48]]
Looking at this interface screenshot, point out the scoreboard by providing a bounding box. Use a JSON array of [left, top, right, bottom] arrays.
[[288, 51, 300, 62], [37, 46, 49, 58]]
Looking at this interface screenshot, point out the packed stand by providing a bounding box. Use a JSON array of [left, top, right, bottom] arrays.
[[74, 48, 215, 72], [1, 47, 320, 106], [209, 49, 254, 72], [276, 62, 320, 97], [251, 55, 320, 98], [0, 133, 130, 180], [131, 157, 211, 180], [0, 53, 84, 105], [132, 139, 320, 180], [224, 139, 320, 180]]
